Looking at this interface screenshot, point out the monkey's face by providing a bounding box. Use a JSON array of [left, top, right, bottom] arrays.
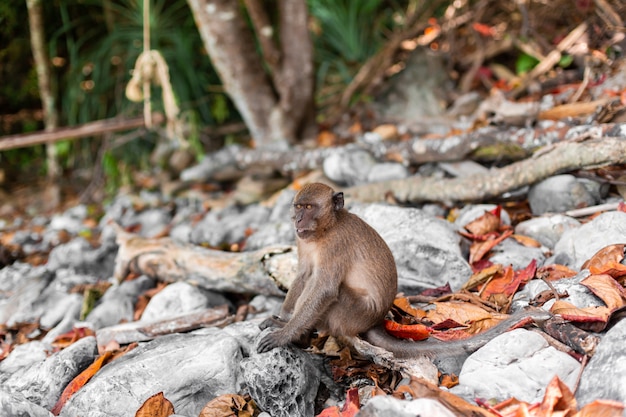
[[292, 183, 338, 240]]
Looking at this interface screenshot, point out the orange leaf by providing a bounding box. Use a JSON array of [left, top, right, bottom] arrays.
[[384, 320, 431, 341], [580, 274, 626, 311], [135, 392, 175, 417], [511, 234, 542, 248], [51, 351, 113, 415], [550, 300, 611, 324], [465, 210, 501, 236], [582, 244, 625, 273], [469, 230, 513, 264], [393, 297, 426, 318], [472, 22, 496, 37], [538, 376, 577, 415], [316, 388, 360, 417], [575, 399, 625, 416]]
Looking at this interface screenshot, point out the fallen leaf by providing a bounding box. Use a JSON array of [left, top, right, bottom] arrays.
[[580, 274, 626, 310], [199, 394, 257, 417], [465, 210, 501, 236], [316, 388, 360, 417], [550, 300, 611, 326], [135, 392, 175, 417], [582, 244, 625, 274], [384, 320, 431, 341], [469, 230, 513, 264], [511, 234, 542, 248], [537, 264, 578, 280], [51, 351, 114, 415], [392, 297, 426, 318], [462, 263, 503, 291], [575, 399, 625, 416], [538, 375, 577, 415]]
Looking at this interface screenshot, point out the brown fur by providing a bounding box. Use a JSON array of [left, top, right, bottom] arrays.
[[257, 183, 397, 353], [257, 183, 551, 375]]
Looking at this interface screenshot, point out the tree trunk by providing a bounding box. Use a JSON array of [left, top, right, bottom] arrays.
[[26, 0, 61, 207], [186, 0, 315, 149]]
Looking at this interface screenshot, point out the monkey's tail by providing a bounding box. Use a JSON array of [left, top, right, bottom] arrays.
[[364, 307, 552, 360]]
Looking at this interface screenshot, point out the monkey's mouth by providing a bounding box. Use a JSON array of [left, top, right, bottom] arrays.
[[296, 228, 313, 236]]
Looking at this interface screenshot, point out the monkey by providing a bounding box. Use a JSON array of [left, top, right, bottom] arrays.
[[257, 182, 551, 374]]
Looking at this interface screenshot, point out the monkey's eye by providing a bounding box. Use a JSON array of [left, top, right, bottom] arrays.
[[294, 204, 302, 209], [305, 204, 313, 209]]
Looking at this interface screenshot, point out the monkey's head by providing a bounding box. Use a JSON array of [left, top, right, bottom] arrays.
[[292, 183, 344, 240]]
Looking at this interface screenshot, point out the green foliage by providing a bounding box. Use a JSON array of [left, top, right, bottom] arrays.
[[307, 0, 406, 107], [515, 52, 539, 75]]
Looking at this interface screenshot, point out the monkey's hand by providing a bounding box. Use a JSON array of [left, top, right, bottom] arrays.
[[259, 315, 286, 331], [257, 329, 286, 353]]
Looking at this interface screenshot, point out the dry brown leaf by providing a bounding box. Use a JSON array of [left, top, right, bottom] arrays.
[[199, 394, 257, 417], [465, 211, 501, 236], [582, 244, 625, 273], [574, 399, 625, 416], [511, 234, 542, 248], [581, 274, 626, 311], [135, 392, 175, 417], [462, 264, 503, 291], [550, 300, 611, 324], [537, 264, 578, 281]]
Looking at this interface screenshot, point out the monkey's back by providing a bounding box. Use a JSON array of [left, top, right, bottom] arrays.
[[318, 210, 398, 336]]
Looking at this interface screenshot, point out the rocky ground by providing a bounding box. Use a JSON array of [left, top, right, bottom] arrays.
[[1, 167, 626, 416]]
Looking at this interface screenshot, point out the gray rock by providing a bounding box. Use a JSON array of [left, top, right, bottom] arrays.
[[244, 221, 294, 251], [61, 333, 243, 417], [47, 237, 117, 279], [528, 175, 597, 215], [0, 388, 53, 417], [190, 204, 271, 247], [450, 329, 581, 404], [454, 204, 511, 228], [577, 318, 626, 409], [86, 275, 155, 329], [140, 281, 229, 322], [132, 208, 173, 238], [515, 215, 581, 249], [552, 211, 626, 269], [514, 271, 603, 312], [489, 238, 546, 270], [358, 396, 456, 417], [41, 294, 84, 344], [0, 341, 50, 384], [243, 335, 321, 417], [350, 204, 471, 292], [367, 163, 409, 183], [49, 205, 88, 234], [323, 147, 377, 186], [0, 265, 54, 327], [4, 336, 97, 409]]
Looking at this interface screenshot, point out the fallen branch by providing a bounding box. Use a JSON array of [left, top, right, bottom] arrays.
[[0, 113, 164, 151], [113, 225, 296, 296], [182, 122, 626, 182], [346, 134, 626, 203]]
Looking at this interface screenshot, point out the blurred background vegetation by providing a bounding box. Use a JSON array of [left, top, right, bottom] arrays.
[[1, 0, 414, 196]]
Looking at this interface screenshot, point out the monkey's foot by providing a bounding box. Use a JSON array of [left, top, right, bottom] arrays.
[[259, 315, 286, 331]]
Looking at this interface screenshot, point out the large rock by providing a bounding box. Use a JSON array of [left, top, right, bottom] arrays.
[[450, 329, 581, 404], [243, 335, 322, 417], [528, 175, 597, 215], [61, 333, 243, 417], [576, 318, 626, 409], [4, 336, 97, 410], [351, 204, 471, 292], [552, 211, 626, 269]]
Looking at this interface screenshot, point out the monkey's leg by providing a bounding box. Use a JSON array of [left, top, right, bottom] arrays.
[[257, 278, 339, 353]]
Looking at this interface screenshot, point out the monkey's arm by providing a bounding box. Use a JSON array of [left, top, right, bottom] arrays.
[[364, 308, 552, 374], [257, 269, 340, 353]]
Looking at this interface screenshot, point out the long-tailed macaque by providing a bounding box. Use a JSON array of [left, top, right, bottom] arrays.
[[257, 183, 550, 373]]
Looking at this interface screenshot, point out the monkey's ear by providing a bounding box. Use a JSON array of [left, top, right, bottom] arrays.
[[332, 192, 344, 210]]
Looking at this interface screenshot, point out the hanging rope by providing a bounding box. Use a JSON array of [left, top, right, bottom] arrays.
[[125, 0, 185, 147]]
